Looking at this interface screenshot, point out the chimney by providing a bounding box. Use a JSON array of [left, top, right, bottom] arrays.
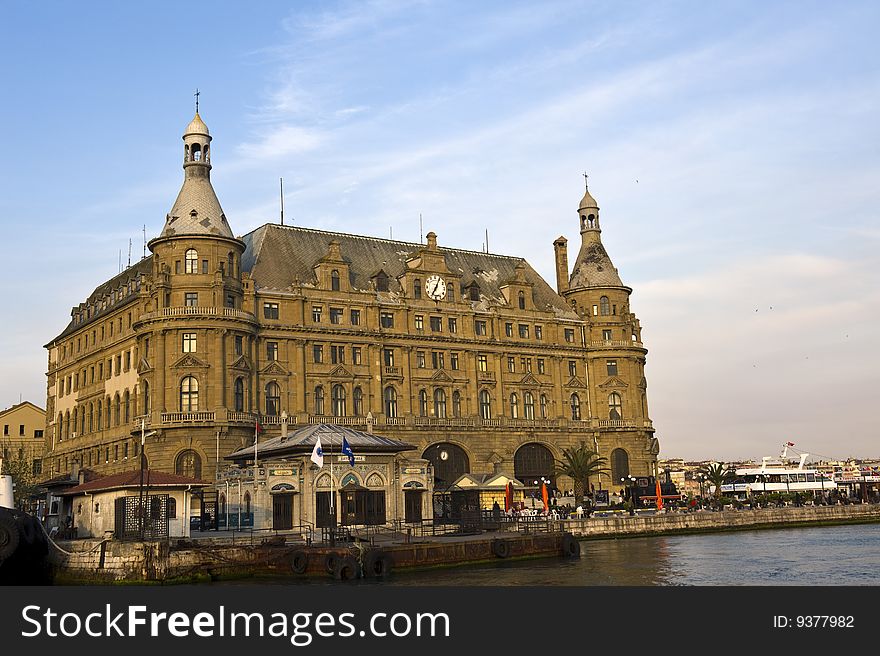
[[553, 236, 569, 294], [280, 411, 288, 441]]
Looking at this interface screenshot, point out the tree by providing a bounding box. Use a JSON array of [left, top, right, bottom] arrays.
[[0, 450, 39, 510], [555, 442, 608, 501], [698, 462, 736, 500]]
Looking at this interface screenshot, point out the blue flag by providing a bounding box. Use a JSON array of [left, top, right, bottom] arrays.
[[342, 437, 355, 467]]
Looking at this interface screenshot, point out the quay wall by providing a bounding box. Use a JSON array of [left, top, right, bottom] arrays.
[[564, 504, 880, 539]]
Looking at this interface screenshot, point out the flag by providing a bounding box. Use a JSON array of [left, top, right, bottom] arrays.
[[342, 437, 355, 467], [504, 481, 513, 512], [787, 441, 795, 446], [655, 477, 664, 510], [541, 482, 549, 513], [255, 418, 264, 442], [311, 437, 324, 468]]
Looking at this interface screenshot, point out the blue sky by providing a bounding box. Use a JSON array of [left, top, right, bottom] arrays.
[[1, 1, 878, 460]]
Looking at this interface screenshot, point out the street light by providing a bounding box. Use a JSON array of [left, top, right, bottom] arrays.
[[695, 474, 705, 500]]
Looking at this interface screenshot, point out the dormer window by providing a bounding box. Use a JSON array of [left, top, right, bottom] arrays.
[[374, 271, 390, 292], [518, 290, 526, 310], [331, 269, 340, 291], [468, 284, 480, 301]]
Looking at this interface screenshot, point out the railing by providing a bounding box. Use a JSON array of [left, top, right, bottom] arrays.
[[480, 418, 503, 428], [507, 418, 558, 428], [589, 340, 643, 348], [596, 419, 640, 428], [383, 417, 407, 426], [139, 306, 256, 322], [308, 415, 365, 426], [161, 411, 215, 423]]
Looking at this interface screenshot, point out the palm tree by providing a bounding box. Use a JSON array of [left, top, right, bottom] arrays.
[[698, 462, 735, 499], [555, 442, 609, 501]]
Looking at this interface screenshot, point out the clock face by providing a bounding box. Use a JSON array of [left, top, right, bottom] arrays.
[[425, 275, 447, 300]]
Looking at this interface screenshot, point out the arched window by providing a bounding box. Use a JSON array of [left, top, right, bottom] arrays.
[[314, 386, 325, 415], [227, 253, 234, 277], [479, 390, 492, 420], [180, 376, 199, 412], [518, 290, 526, 310], [332, 384, 346, 417], [539, 394, 548, 419], [588, 213, 595, 228], [191, 144, 202, 162], [81, 407, 86, 435], [143, 381, 151, 415], [422, 443, 470, 490], [88, 403, 94, 432], [167, 497, 177, 519], [219, 493, 226, 518], [331, 269, 340, 291], [413, 278, 422, 299], [123, 391, 130, 423], [375, 272, 389, 292], [434, 389, 447, 418], [452, 391, 462, 418], [175, 450, 202, 479], [510, 393, 519, 419], [599, 296, 611, 316], [96, 401, 103, 430], [265, 381, 280, 416], [609, 392, 623, 420], [570, 393, 581, 420], [384, 387, 397, 418], [514, 443, 555, 488], [523, 392, 535, 420], [185, 249, 199, 274], [234, 378, 245, 412], [114, 394, 121, 426], [105, 397, 111, 429], [418, 389, 428, 417], [67, 410, 72, 438], [611, 448, 630, 482], [353, 387, 363, 416]]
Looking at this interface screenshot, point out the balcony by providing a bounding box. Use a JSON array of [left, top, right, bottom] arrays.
[[308, 415, 365, 426], [383, 366, 403, 378], [596, 419, 641, 429], [412, 417, 476, 428], [589, 340, 644, 348], [138, 306, 256, 322], [161, 411, 216, 424]]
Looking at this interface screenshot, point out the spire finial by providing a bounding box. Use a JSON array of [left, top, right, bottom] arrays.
[[583, 171, 589, 191], [194, 88, 200, 114]]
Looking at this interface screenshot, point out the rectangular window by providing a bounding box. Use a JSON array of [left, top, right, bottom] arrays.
[[182, 333, 197, 353], [383, 349, 395, 367], [267, 341, 279, 361], [592, 305, 599, 316], [312, 306, 323, 322], [175, 261, 181, 274], [331, 345, 345, 364], [115, 355, 122, 374], [535, 325, 543, 340], [350, 309, 361, 326], [34, 429, 43, 439], [234, 335, 243, 356], [329, 308, 344, 324], [414, 280, 422, 299], [202, 260, 209, 274], [124, 351, 131, 371], [564, 328, 575, 343], [521, 357, 532, 373], [432, 351, 444, 369], [144, 338, 150, 360], [124, 443, 129, 459], [352, 347, 362, 365], [475, 320, 487, 336], [602, 329, 612, 341], [380, 312, 394, 328], [184, 292, 198, 307], [606, 360, 618, 376], [313, 345, 323, 363], [90, 366, 95, 384], [448, 317, 458, 333], [414, 315, 424, 331], [507, 357, 515, 373], [478, 354, 489, 372], [505, 322, 513, 337], [263, 303, 279, 319], [429, 316, 442, 332], [19, 424, 25, 436], [416, 351, 426, 368], [450, 352, 459, 370], [518, 324, 529, 338], [537, 358, 545, 374], [226, 294, 235, 309], [568, 360, 577, 377]]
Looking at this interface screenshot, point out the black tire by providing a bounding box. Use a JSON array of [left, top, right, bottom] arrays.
[[363, 550, 393, 577], [491, 539, 510, 559], [333, 555, 359, 580], [290, 550, 309, 575], [0, 515, 20, 561], [324, 553, 339, 575], [561, 533, 581, 558]]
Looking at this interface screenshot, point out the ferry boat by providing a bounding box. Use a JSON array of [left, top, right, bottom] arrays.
[[720, 444, 836, 498], [0, 460, 50, 583]]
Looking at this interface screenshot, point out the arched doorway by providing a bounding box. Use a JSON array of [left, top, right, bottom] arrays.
[[514, 443, 556, 488], [611, 448, 630, 483], [422, 442, 470, 490]]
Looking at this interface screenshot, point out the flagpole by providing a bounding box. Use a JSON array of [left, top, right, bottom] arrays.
[[254, 418, 259, 468], [329, 437, 336, 545]]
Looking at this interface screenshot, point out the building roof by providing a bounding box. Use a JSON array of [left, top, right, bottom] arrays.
[[569, 239, 627, 290], [0, 400, 45, 419], [39, 468, 101, 489], [240, 224, 578, 318], [161, 174, 234, 240], [227, 423, 415, 460], [59, 469, 209, 496], [184, 112, 209, 137]]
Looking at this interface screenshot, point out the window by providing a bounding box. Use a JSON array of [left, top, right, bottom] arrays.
[[600, 296, 611, 316], [537, 358, 545, 374], [175, 260, 181, 274], [434, 389, 447, 418], [184, 292, 198, 307], [478, 353, 489, 372], [521, 357, 532, 373], [384, 387, 398, 418], [352, 347, 362, 365], [507, 357, 515, 373], [266, 382, 280, 415], [380, 312, 394, 328], [518, 291, 526, 310], [234, 378, 245, 412], [124, 351, 131, 371], [452, 391, 462, 417], [611, 448, 630, 481], [416, 351, 426, 368], [568, 360, 577, 377], [313, 345, 323, 363], [539, 394, 548, 419], [468, 284, 480, 301], [332, 385, 347, 417], [375, 272, 390, 292], [175, 449, 202, 479], [414, 315, 424, 331], [432, 351, 444, 370], [450, 352, 459, 370], [592, 305, 599, 316], [201, 260, 208, 274], [115, 355, 122, 375], [418, 390, 428, 416], [267, 341, 279, 361], [383, 349, 395, 367], [570, 393, 581, 420], [353, 387, 364, 416], [479, 390, 492, 419], [535, 325, 543, 340], [564, 328, 575, 343], [226, 294, 236, 308], [314, 386, 325, 415], [606, 360, 618, 376], [143, 381, 151, 415], [330, 345, 345, 364], [475, 320, 487, 336], [182, 333, 197, 353], [264, 303, 279, 319], [413, 279, 422, 299], [228, 253, 235, 276], [330, 308, 343, 324], [184, 249, 198, 274], [524, 392, 535, 420], [350, 309, 361, 326], [505, 322, 513, 337], [609, 392, 622, 420], [312, 306, 323, 322], [331, 269, 340, 291], [429, 316, 442, 332], [180, 376, 199, 412], [602, 329, 612, 341], [510, 393, 519, 419], [518, 324, 529, 338], [234, 335, 243, 356]]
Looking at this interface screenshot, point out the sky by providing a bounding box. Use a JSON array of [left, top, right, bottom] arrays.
[[0, 1, 877, 461]]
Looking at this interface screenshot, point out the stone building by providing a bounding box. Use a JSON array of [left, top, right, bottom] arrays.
[[0, 401, 46, 476], [43, 111, 658, 505]]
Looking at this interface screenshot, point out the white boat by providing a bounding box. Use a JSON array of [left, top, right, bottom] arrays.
[[720, 445, 836, 498]]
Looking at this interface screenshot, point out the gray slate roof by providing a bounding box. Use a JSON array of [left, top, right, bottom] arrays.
[[159, 172, 235, 240], [227, 423, 415, 460], [569, 239, 627, 289]]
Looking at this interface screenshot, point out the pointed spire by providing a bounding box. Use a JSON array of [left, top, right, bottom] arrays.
[[569, 182, 625, 290]]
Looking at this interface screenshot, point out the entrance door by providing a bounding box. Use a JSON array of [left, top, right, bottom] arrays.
[[272, 494, 293, 530], [315, 491, 334, 528], [404, 490, 423, 523], [341, 490, 359, 525]]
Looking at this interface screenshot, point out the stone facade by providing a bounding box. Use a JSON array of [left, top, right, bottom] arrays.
[[0, 401, 46, 475], [43, 112, 658, 499]]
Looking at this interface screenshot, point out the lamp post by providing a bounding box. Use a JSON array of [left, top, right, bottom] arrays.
[[695, 474, 705, 500]]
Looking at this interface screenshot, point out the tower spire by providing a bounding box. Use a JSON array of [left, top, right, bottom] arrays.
[[194, 88, 200, 114], [583, 171, 589, 191]]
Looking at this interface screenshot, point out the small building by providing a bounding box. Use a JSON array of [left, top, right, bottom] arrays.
[[447, 473, 526, 510], [0, 401, 46, 478], [221, 424, 433, 531], [60, 469, 208, 538]]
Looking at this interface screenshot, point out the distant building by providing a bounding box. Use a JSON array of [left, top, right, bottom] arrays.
[[0, 401, 46, 476]]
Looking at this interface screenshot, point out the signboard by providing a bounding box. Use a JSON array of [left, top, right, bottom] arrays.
[[594, 490, 609, 507], [335, 455, 366, 463], [269, 468, 296, 477], [403, 467, 424, 474]]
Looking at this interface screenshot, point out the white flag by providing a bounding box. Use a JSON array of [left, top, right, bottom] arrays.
[[310, 436, 324, 468]]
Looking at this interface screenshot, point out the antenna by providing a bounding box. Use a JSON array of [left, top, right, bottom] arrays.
[[119, 249, 122, 273], [280, 177, 284, 225], [143, 225, 147, 260], [419, 213, 423, 244], [127, 238, 132, 268], [485, 228, 489, 253], [390, 226, 393, 239]]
